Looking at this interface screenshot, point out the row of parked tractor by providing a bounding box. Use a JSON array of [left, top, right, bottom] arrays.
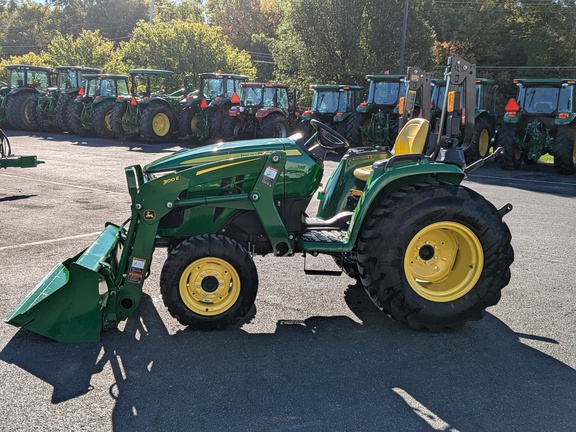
[[0, 64, 575, 174]]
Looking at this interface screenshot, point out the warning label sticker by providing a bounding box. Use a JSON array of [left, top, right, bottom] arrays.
[[261, 166, 278, 187], [131, 258, 146, 274]]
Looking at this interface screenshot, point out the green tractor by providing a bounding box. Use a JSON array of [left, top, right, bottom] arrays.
[[178, 72, 248, 143], [0, 127, 43, 169], [298, 84, 364, 145], [34, 66, 101, 132], [111, 69, 181, 141], [67, 73, 130, 138], [0, 65, 53, 131], [497, 78, 576, 174], [4, 57, 514, 343], [431, 77, 498, 163], [224, 83, 302, 139], [349, 74, 408, 148]]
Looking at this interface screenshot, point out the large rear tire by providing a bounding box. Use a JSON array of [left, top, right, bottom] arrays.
[[258, 114, 289, 138], [20, 93, 41, 131], [139, 103, 176, 142], [497, 123, 522, 170], [552, 124, 576, 175], [160, 234, 258, 330], [356, 181, 513, 331], [92, 99, 117, 138], [465, 116, 492, 163], [6, 93, 26, 129]]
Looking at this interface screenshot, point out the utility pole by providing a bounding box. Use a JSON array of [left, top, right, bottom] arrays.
[[149, 0, 155, 23], [399, 0, 409, 73]]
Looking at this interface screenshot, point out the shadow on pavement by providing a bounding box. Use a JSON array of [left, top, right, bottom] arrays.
[[1, 288, 574, 431]]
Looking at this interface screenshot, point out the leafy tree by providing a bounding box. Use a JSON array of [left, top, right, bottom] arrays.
[[205, 0, 281, 81], [0, 1, 59, 57], [266, 0, 435, 98], [42, 30, 125, 73], [0, 51, 47, 82], [119, 20, 256, 91], [154, 0, 205, 23]]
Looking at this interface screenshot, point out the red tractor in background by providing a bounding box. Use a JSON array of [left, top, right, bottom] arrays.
[[223, 82, 303, 139]]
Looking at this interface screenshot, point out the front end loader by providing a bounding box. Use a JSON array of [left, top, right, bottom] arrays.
[[5, 57, 514, 343]]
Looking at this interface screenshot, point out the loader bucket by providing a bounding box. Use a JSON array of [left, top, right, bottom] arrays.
[[4, 224, 122, 343]]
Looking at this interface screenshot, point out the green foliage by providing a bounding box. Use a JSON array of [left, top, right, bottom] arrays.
[[42, 30, 125, 73], [0, 52, 48, 82], [267, 0, 435, 99], [119, 20, 256, 91]]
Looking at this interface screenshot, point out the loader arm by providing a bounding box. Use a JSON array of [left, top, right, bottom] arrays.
[[5, 152, 291, 342]]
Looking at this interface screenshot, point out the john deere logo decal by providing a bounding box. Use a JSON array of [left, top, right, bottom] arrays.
[[144, 210, 156, 220]]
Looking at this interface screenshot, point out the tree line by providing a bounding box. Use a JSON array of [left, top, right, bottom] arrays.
[[1, 0, 575, 101]]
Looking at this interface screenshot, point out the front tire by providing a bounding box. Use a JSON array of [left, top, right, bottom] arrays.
[[111, 102, 130, 139], [160, 234, 259, 330], [67, 100, 85, 135], [357, 181, 513, 331], [497, 123, 522, 170], [465, 116, 492, 163], [346, 112, 364, 147], [552, 124, 576, 175], [55, 93, 77, 131]]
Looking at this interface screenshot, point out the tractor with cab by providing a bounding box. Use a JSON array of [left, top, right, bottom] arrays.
[[497, 78, 576, 174]]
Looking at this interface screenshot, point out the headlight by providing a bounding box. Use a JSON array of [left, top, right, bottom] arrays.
[[144, 170, 177, 181]]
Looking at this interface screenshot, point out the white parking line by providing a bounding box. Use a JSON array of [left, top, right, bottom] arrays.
[[393, 387, 460, 431], [0, 232, 102, 251], [0, 172, 126, 195]]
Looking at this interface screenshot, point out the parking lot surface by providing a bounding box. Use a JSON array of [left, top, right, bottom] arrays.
[[1, 131, 575, 431]]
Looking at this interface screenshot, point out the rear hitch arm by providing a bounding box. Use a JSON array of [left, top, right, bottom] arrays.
[[464, 147, 504, 175]]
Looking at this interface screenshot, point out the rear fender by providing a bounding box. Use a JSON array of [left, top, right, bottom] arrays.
[[345, 158, 464, 247], [256, 107, 285, 119]]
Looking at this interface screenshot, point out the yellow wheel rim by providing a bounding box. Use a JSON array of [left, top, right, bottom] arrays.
[[179, 257, 240, 316], [478, 128, 490, 157], [24, 103, 31, 123], [404, 222, 484, 302], [152, 112, 170, 136], [361, 118, 371, 146], [191, 113, 201, 134], [105, 110, 113, 131]]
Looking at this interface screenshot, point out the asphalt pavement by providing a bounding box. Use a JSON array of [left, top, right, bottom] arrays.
[[1, 131, 575, 432]]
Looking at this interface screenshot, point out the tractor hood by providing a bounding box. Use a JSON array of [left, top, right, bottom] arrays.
[[143, 138, 298, 176]]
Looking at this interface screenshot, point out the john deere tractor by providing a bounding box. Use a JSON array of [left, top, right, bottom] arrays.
[[223, 83, 301, 139], [111, 69, 179, 141], [67, 73, 130, 138], [0, 65, 53, 131], [497, 78, 576, 174], [179, 72, 248, 143], [5, 57, 514, 343], [298, 84, 364, 145], [33, 66, 100, 132], [348, 74, 408, 148]]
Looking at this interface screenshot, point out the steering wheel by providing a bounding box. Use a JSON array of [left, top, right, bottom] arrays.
[[310, 119, 350, 150]]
